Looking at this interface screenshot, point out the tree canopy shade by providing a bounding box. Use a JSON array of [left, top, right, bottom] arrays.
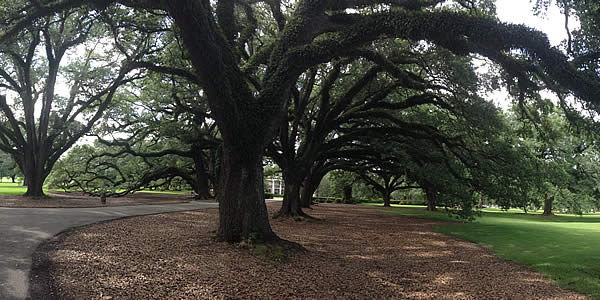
[[2, 0, 600, 243]]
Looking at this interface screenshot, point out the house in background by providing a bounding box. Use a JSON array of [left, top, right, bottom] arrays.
[[265, 174, 284, 195]]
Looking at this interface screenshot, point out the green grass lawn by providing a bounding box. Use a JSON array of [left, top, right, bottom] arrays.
[[372, 204, 600, 299], [0, 181, 30, 195], [0, 182, 193, 196], [135, 190, 193, 195]]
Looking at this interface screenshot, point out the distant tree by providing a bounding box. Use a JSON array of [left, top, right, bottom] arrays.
[[0, 151, 19, 182], [0, 6, 162, 196], [508, 100, 600, 215]]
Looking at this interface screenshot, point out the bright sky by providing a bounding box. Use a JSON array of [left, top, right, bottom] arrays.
[[496, 0, 573, 47], [486, 0, 578, 110]]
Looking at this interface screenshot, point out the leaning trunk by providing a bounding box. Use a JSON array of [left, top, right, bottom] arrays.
[[216, 150, 277, 243], [543, 194, 554, 216]]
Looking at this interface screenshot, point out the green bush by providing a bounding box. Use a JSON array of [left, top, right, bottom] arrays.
[[264, 192, 274, 199]]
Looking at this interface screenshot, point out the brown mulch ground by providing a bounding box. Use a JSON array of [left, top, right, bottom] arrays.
[[0, 191, 194, 208], [39, 203, 587, 299]]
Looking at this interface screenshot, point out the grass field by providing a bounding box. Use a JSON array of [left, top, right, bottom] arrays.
[[0, 181, 30, 195], [0, 182, 193, 196], [368, 203, 600, 299], [135, 190, 193, 195]]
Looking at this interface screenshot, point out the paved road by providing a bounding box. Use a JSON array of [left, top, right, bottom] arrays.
[[0, 202, 218, 300]]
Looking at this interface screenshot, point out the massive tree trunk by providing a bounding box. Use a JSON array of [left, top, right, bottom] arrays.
[[193, 175, 212, 200], [22, 149, 48, 197], [543, 194, 554, 216], [165, 1, 288, 242], [426, 189, 437, 211], [277, 171, 308, 217], [217, 149, 277, 242], [382, 191, 391, 207], [24, 174, 45, 196]]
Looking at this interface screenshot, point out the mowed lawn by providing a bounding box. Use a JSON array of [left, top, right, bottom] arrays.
[[0, 181, 30, 195], [364, 203, 600, 299]]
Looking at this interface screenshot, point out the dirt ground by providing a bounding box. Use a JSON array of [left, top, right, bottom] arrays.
[[35, 203, 587, 299], [0, 191, 194, 208]]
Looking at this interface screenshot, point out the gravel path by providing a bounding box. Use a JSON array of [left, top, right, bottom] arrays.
[[34, 204, 588, 299], [0, 201, 217, 300]]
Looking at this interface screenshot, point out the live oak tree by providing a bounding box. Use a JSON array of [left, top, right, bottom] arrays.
[[268, 48, 442, 217], [357, 167, 417, 208], [0, 151, 20, 182], [507, 100, 600, 215], [0, 5, 162, 196], [4, 0, 600, 242], [47, 139, 216, 197], [270, 42, 490, 216], [87, 69, 221, 199]]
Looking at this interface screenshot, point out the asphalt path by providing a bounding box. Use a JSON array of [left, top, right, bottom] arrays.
[[0, 201, 218, 300]]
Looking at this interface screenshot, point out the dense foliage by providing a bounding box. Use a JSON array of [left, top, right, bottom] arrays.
[[1, 0, 600, 243]]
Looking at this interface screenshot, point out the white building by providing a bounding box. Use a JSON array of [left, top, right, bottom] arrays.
[[265, 175, 284, 195]]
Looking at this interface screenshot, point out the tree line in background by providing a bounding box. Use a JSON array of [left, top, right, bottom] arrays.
[[0, 0, 599, 243]]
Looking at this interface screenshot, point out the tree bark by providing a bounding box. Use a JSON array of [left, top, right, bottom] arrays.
[[426, 189, 437, 211], [194, 163, 213, 200], [343, 185, 353, 204], [192, 149, 213, 200], [277, 173, 307, 217], [22, 148, 48, 196], [216, 149, 277, 243], [23, 169, 45, 196], [382, 192, 391, 207], [300, 176, 314, 208], [543, 194, 554, 216], [194, 176, 212, 200]]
